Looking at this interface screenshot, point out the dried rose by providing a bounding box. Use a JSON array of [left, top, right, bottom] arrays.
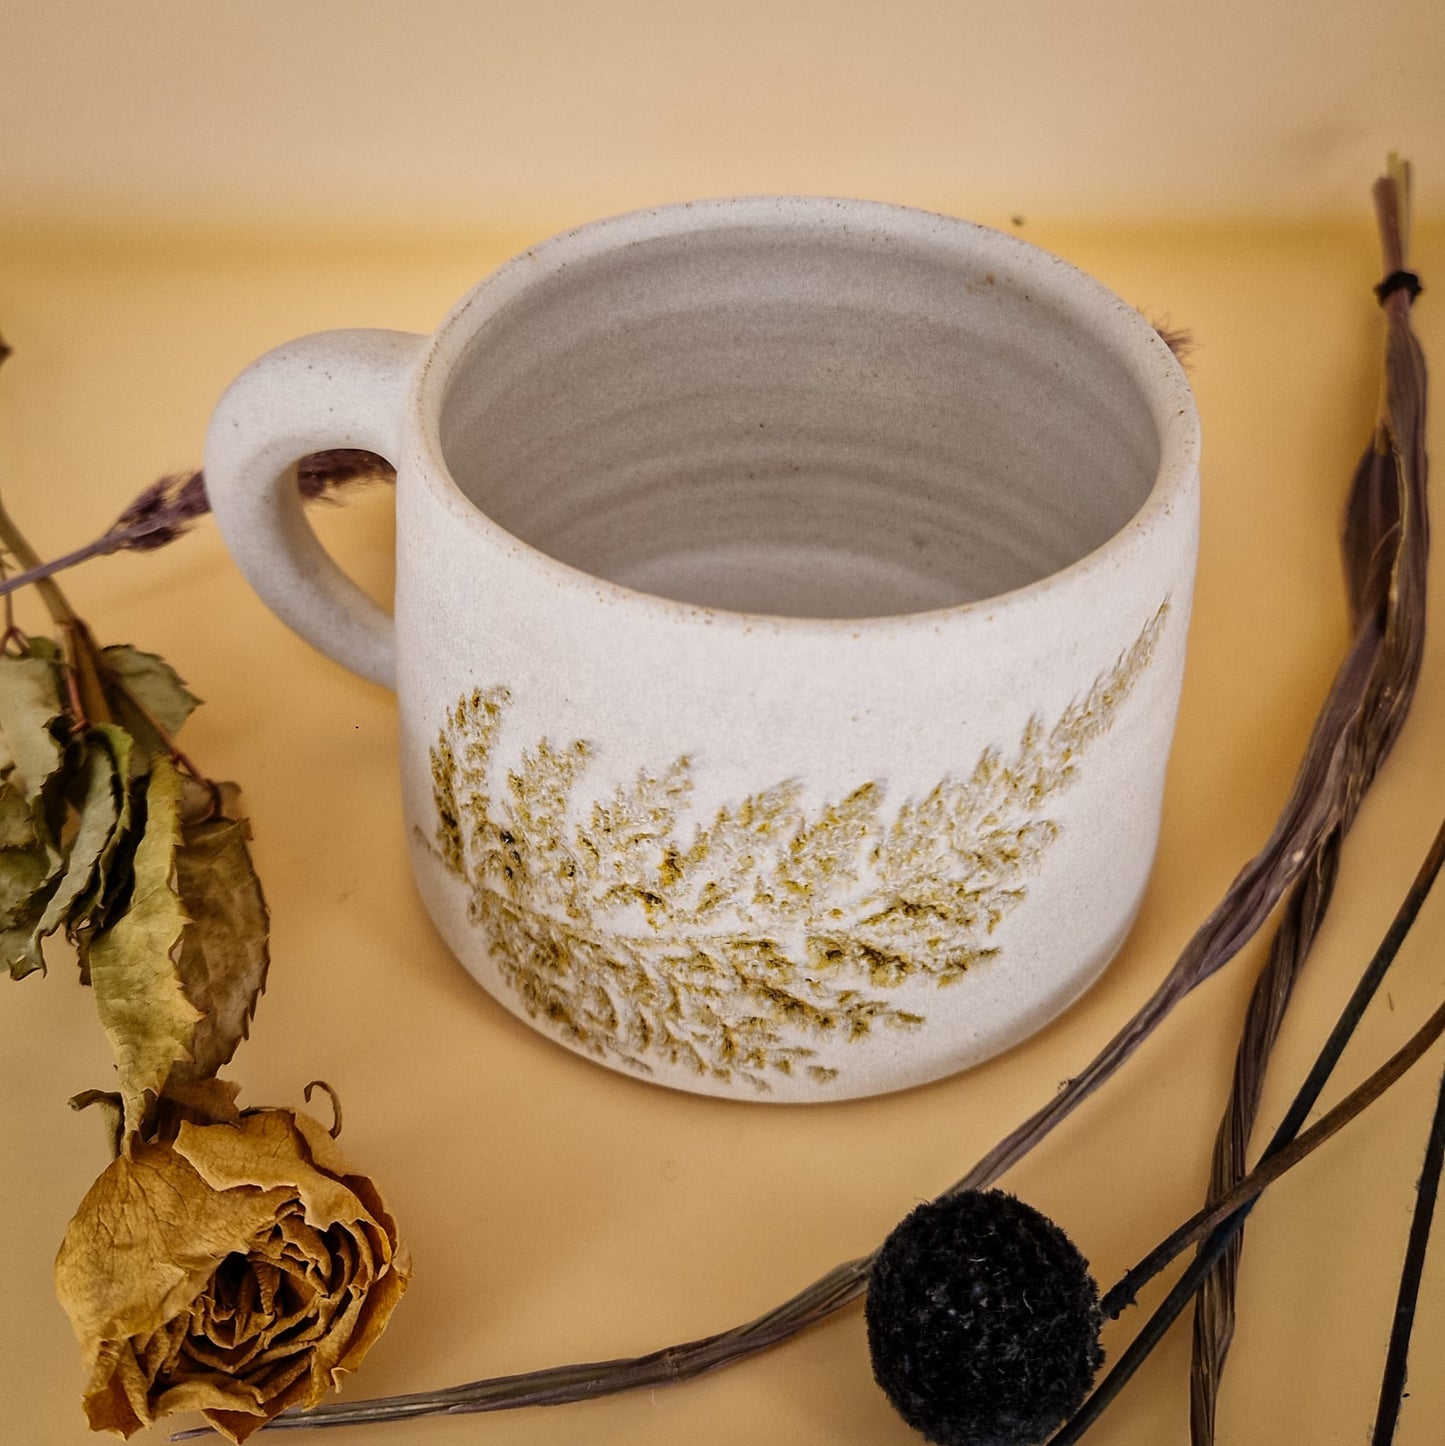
[[54, 1107, 410, 1442]]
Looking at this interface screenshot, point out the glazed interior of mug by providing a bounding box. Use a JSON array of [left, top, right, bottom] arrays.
[[437, 214, 1165, 619]]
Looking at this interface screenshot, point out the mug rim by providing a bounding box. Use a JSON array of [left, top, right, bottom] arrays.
[[407, 195, 1201, 635]]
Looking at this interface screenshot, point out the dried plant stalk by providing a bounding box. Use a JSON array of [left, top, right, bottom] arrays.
[[1189, 154, 1430, 1442], [1051, 815, 1445, 1444], [1371, 1061, 1445, 1444], [205, 163, 1431, 1437]]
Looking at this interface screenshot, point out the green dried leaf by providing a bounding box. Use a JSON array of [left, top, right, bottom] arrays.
[[73, 740, 144, 973], [0, 651, 71, 968], [166, 797, 270, 1084], [0, 771, 37, 848], [0, 652, 66, 805], [88, 758, 201, 1136], [100, 646, 199, 764], [0, 849, 61, 977], [0, 743, 65, 977], [0, 838, 56, 924], [0, 727, 137, 981], [0, 917, 46, 980], [36, 726, 130, 941]]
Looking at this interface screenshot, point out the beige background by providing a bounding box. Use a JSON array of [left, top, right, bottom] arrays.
[[1, 0, 1443, 230], [3, 4, 1445, 1445]]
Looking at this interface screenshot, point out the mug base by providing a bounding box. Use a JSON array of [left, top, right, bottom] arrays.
[[408, 821, 1155, 1104]]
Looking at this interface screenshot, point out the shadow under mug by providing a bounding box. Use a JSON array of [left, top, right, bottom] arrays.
[[205, 197, 1200, 1103]]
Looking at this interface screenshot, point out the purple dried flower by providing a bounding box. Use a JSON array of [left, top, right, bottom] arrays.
[[0, 451, 394, 599]]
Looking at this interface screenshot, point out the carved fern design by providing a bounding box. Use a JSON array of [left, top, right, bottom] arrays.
[[431, 605, 1167, 1090]]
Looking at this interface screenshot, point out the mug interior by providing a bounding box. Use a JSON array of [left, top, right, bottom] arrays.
[[436, 206, 1169, 619]]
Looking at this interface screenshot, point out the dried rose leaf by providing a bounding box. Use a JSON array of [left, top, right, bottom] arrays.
[[74, 731, 141, 963], [0, 727, 129, 979], [167, 802, 270, 1084], [0, 803, 62, 978], [0, 649, 72, 973], [0, 912, 48, 979], [160, 1076, 243, 1128], [100, 645, 200, 764], [100, 646, 199, 736], [0, 767, 36, 847], [0, 651, 65, 805], [54, 1108, 410, 1442], [87, 757, 201, 1135], [36, 725, 130, 941], [0, 836, 56, 924]]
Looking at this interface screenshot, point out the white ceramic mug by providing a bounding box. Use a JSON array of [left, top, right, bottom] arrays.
[[205, 197, 1200, 1102]]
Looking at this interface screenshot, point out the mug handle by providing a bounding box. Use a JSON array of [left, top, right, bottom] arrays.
[[204, 328, 427, 689]]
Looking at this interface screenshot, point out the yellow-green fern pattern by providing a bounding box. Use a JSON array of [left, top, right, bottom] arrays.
[[431, 604, 1168, 1090]]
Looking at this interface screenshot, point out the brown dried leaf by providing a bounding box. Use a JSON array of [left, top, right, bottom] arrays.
[[159, 1076, 243, 1129], [166, 799, 270, 1085]]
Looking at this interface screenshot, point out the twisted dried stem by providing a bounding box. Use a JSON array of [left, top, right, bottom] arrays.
[[1187, 152, 1429, 1442]]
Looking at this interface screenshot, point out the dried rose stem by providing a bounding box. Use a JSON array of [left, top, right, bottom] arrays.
[[0, 343, 76, 627], [189, 174, 1430, 1439], [0, 489, 79, 628], [1188, 154, 1430, 1441], [0, 470, 115, 723]]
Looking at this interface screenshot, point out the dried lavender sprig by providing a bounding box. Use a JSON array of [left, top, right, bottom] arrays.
[[0, 451, 394, 599], [184, 171, 1429, 1439], [1189, 154, 1429, 1441]]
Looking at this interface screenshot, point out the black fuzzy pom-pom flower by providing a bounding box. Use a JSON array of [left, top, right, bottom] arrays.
[[865, 1190, 1104, 1446]]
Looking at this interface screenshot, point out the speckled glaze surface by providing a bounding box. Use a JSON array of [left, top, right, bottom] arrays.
[[204, 197, 1200, 1101]]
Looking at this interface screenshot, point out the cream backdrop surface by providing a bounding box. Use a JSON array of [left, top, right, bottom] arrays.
[[1, 0, 1443, 230], [2, 3, 1445, 1445]]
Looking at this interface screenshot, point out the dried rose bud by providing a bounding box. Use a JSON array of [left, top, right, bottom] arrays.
[[54, 1107, 410, 1442]]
